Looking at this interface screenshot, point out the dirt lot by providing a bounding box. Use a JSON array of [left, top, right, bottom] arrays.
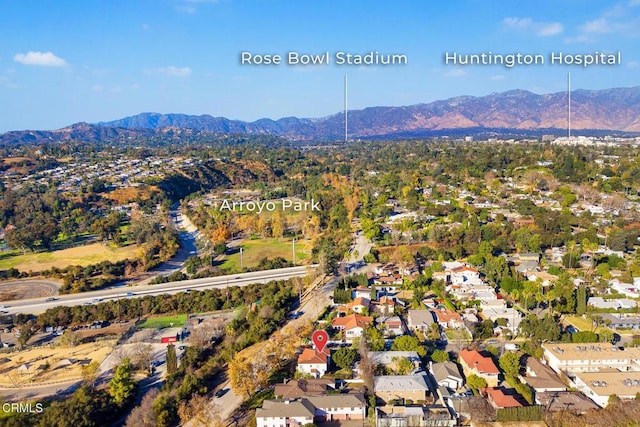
[[0, 280, 60, 302], [0, 339, 117, 387]]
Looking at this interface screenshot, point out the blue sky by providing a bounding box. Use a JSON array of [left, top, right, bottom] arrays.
[[1, 0, 639, 132]]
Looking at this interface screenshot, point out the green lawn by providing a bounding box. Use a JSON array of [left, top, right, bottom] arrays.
[[221, 237, 310, 271], [139, 314, 188, 329]]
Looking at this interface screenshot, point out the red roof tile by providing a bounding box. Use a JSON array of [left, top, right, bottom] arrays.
[[460, 349, 500, 375]]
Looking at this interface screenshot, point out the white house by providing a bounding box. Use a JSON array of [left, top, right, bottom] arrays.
[[297, 349, 329, 379]]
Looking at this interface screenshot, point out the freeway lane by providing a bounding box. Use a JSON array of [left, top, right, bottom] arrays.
[[3, 265, 318, 315]]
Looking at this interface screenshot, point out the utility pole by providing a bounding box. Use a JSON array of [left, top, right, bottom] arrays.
[[292, 238, 296, 266], [240, 247, 243, 270]]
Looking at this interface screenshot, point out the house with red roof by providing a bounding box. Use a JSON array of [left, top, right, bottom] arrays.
[[433, 308, 463, 329], [331, 314, 373, 340], [348, 297, 371, 314], [459, 349, 501, 387], [297, 348, 330, 379], [484, 387, 524, 409]]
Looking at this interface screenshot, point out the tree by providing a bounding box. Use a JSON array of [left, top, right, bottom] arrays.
[[125, 389, 159, 427], [366, 325, 385, 351], [393, 356, 415, 375], [81, 361, 100, 388], [576, 284, 587, 315], [332, 347, 357, 370], [61, 329, 80, 347], [166, 344, 178, 376], [431, 349, 449, 363], [391, 335, 426, 357], [108, 357, 135, 406], [474, 319, 495, 340], [428, 322, 441, 341], [466, 374, 488, 392], [228, 356, 256, 398], [499, 351, 520, 378]]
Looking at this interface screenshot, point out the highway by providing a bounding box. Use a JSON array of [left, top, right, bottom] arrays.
[[2, 265, 317, 315]]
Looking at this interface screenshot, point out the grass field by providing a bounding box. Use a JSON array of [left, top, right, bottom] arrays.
[[565, 315, 619, 335], [139, 314, 188, 329], [0, 243, 139, 272], [221, 237, 310, 271]]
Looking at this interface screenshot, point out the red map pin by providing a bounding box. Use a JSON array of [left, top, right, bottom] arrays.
[[312, 330, 329, 353]]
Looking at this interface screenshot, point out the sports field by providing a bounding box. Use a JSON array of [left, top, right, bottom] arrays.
[[139, 314, 188, 329], [0, 243, 139, 272]]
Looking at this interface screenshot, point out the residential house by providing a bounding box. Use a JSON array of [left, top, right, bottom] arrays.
[[369, 351, 422, 374], [542, 343, 640, 374], [433, 308, 463, 329], [375, 405, 456, 427], [274, 379, 334, 399], [331, 314, 373, 340], [297, 348, 330, 379], [348, 297, 371, 314], [375, 295, 396, 316], [383, 316, 405, 336], [535, 391, 600, 413], [407, 310, 435, 333], [352, 287, 372, 300], [374, 374, 431, 404], [588, 297, 637, 310], [429, 361, 464, 391], [256, 395, 366, 426], [306, 394, 366, 422], [608, 279, 640, 298], [484, 387, 524, 409], [481, 300, 523, 333], [256, 399, 315, 427], [459, 349, 500, 387], [520, 357, 566, 398], [600, 313, 640, 330], [526, 271, 558, 287]]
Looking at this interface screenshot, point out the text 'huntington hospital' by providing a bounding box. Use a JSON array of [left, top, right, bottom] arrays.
[[444, 51, 621, 68]]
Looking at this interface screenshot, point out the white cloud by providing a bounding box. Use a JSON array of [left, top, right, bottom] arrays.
[[150, 66, 192, 77], [580, 18, 612, 34], [491, 74, 505, 81], [13, 51, 67, 67], [503, 17, 563, 36], [567, 2, 640, 42], [628, 60, 640, 68], [445, 68, 466, 78], [537, 22, 564, 36], [503, 17, 532, 30], [91, 85, 105, 92]]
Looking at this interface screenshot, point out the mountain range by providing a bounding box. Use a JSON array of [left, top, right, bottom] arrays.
[[2, 86, 640, 144]]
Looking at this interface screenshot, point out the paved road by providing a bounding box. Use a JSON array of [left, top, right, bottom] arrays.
[[2, 266, 318, 315]]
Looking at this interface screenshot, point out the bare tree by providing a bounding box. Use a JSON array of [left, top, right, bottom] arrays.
[[178, 394, 223, 427], [125, 388, 159, 427], [132, 342, 154, 372]]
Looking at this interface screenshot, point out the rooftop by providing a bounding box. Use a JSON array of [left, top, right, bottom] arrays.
[[298, 348, 329, 365], [459, 349, 500, 375], [542, 343, 640, 361], [374, 374, 430, 392], [574, 371, 640, 398], [256, 399, 315, 419], [535, 391, 600, 413]]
